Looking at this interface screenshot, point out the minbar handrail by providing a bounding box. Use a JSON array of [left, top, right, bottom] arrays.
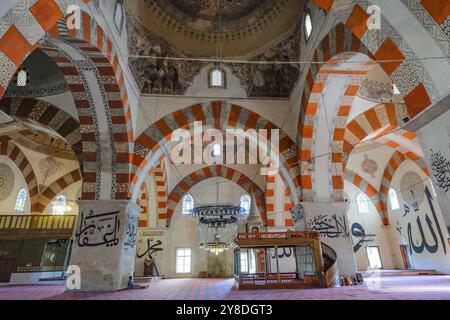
[[237, 230, 320, 240]]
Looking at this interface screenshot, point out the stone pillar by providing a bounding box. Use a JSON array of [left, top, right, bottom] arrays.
[[302, 202, 357, 278], [67, 200, 141, 292]]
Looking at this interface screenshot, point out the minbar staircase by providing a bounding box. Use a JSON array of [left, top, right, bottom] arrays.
[[321, 243, 339, 288]]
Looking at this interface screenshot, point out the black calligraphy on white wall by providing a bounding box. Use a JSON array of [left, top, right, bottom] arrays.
[[351, 223, 375, 253], [124, 212, 139, 248], [75, 210, 120, 248], [136, 238, 163, 259], [308, 214, 350, 238], [430, 149, 450, 193], [397, 187, 447, 255], [137, 238, 163, 277], [270, 247, 293, 259]]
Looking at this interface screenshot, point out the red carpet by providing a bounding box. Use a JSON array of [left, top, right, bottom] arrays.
[[1, 275, 450, 300]]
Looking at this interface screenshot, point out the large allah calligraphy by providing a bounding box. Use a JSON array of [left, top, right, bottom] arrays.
[[397, 186, 447, 256]]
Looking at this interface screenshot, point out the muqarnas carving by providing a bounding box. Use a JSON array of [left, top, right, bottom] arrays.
[[128, 21, 203, 95], [228, 29, 301, 98]]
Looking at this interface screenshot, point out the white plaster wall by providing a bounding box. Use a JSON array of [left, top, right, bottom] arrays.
[[164, 177, 247, 278], [187, 64, 246, 98], [303, 202, 358, 278], [345, 182, 398, 271], [417, 107, 450, 227], [347, 144, 394, 190], [0, 156, 30, 214], [387, 160, 450, 274]]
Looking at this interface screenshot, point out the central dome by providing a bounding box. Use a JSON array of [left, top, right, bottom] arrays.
[[166, 0, 270, 25], [126, 0, 303, 57]]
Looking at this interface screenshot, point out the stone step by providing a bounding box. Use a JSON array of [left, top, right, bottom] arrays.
[[135, 276, 161, 283], [360, 269, 441, 277]]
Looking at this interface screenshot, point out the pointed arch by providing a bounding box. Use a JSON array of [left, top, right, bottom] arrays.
[[0, 137, 39, 212], [379, 151, 406, 224], [298, 2, 442, 197], [34, 169, 81, 213], [0, 97, 82, 163], [0, 6, 133, 200], [166, 165, 266, 227], [299, 51, 375, 202], [132, 101, 301, 203], [344, 169, 385, 224]]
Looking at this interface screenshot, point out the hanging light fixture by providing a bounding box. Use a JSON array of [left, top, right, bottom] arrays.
[[199, 233, 236, 255]]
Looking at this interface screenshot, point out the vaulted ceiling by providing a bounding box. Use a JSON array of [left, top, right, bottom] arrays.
[[125, 0, 305, 98]]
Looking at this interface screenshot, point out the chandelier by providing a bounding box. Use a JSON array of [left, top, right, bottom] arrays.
[[189, 205, 248, 228], [199, 234, 236, 255]]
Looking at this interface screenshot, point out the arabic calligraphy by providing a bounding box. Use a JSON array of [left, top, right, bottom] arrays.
[[430, 149, 450, 193], [270, 247, 293, 259], [124, 212, 138, 248], [406, 187, 447, 255], [136, 238, 163, 259], [75, 210, 120, 248], [308, 213, 350, 238], [351, 223, 376, 253]]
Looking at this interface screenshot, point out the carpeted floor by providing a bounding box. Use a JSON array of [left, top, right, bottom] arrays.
[[1, 274, 450, 300]]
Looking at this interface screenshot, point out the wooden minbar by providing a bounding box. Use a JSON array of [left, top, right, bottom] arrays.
[[234, 231, 337, 290]]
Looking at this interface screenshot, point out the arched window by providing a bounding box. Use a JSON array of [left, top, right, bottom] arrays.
[[209, 67, 226, 88], [52, 194, 67, 216], [304, 12, 313, 41], [213, 143, 221, 156], [240, 194, 251, 215], [389, 188, 400, 210], [114, 1, 124, 33], [182, 194, 194, 215], [16, 69, 28, 87], [356, 193, 370, 213], [14, 188, 27, 212]]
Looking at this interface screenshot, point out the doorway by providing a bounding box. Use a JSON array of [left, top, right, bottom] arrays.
[[366, 246, 383, 269], [399, 245, 413, 269]]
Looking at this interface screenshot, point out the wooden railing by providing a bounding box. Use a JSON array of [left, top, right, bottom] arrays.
[[240, 273, 297, 286], [321, 243, 339, 288], [239, 272, 318, 288], [0, 215, 76, 239], [237, 230, 319, 241]]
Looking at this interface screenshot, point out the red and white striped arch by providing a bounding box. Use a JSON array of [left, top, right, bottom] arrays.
[[0, 136, 39, 212], [34, 169, 82, 213], [0, 97, 82, 163], [0, 3, 133, 200], [166, 165, 266, 227], [132, 101, 301, 204], [344, 169, 386, 224]]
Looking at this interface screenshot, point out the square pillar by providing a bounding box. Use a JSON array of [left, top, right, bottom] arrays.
[[67, 199, 141, 292], [302, 202, 357, 278]]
